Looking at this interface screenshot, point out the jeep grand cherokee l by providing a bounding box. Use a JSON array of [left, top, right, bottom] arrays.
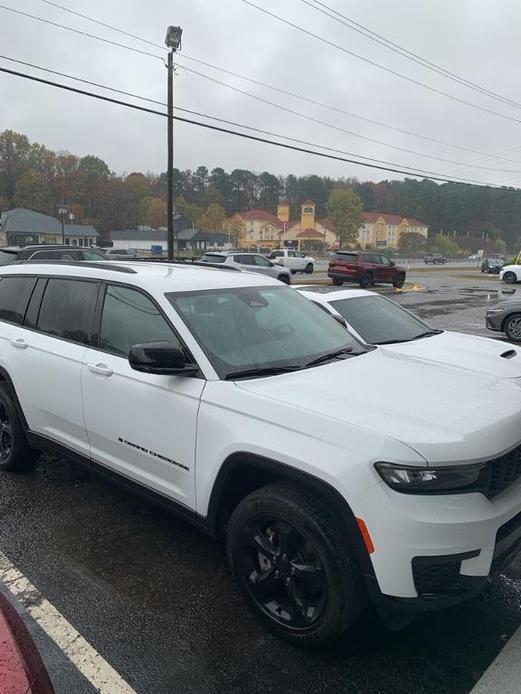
[[0, 261, 519, 646], [328, 251, 406, 288]]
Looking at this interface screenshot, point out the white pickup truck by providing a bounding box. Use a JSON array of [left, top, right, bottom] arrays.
[[267, 249, 314, 274]]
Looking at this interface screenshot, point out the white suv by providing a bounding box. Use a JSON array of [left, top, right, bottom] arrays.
[[267, 248, 314, 274], [0, 261, 520, 646]]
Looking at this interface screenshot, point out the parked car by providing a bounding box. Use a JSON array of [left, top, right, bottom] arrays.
[[486, 297, 521, 340], [0, 261, 520, 645], [328, 251, 406, 288], [0, 245, 106, 265], [266, 248, 314, 274], [298, 286, 521, 378], [424, 253, 447, 264], [199, 251, 291, 283], [104, 248, 139, 259], [499, 264, 521, 284], [481, 257, 505, 274]]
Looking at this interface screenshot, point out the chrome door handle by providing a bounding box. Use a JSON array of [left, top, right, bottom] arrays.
[[9, 337, 28, 350], [87, 362, 113, 377]]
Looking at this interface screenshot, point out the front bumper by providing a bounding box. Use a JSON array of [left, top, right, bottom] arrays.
[[486, 313, 503, 331], [354, 477, 521, 612]]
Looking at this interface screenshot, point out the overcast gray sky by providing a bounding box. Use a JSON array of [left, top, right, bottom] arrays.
[[2, 0, 520, 187]]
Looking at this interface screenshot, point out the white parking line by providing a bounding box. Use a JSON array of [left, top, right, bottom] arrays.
[[0, 551, 137, 694], [470, 625, 521, 694]]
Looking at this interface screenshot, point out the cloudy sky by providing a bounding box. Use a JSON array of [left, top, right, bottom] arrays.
[[2, 0, 521, 187]]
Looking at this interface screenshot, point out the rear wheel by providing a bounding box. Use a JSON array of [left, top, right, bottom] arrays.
[[359, 272, 373, 288], [332, 278, 343, 286], [227, 481, 364, 646], [504, 271, 517, 284], [0, 384, 39, 472], [393, 274, 405, 289], [304, 263, 313, 274], [504, 313, 521, 341]]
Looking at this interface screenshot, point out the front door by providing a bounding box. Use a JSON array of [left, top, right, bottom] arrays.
[[81, 283, 204, 508]]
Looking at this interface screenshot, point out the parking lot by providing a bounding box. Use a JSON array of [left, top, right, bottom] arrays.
[[1, 265, 520, 694]]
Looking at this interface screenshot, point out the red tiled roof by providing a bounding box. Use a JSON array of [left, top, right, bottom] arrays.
[[302, 199, 315, 205], [363, 212, 426, 226], [238, 209, 283, 228], [317, 218, 335, 230], [297, 228, 324, 238]]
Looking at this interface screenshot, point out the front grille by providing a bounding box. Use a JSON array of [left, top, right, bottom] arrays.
[[486, 446, 521, 498]]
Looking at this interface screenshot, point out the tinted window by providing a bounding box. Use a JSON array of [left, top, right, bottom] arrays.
[[334, 253, 357, 263], [328, 295, 432, 344], [0, 251, 18, 266], [0, 276, 37, 324], [201, 254, 226, 263], [236, 255, 255, 265], [29, 250, 76, 261], [253, 255, 272, 267], [100, 285, 180, 357], [271, 251, 283, 258], [24, 278, 47, 329], [38, 279, 98, 345], [80, 249, 106, 260]]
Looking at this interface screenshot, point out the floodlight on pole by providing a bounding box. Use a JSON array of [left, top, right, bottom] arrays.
[[165, 25, 183, 261]]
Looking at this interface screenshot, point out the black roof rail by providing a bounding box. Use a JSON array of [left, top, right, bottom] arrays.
[[14, 260, 137, 274], [126, 258, 242, 272]]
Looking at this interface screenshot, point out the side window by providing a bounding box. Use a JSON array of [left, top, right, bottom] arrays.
[[288, 250, 296, 257], [0, 276, 37, 325], [237, 255, 255, 265], [100, 285, 181, 358], [24, 278, 47, 329], [253, 256, 271, 267], [381, 256, 391, 266], [37, 279, 98, 345]]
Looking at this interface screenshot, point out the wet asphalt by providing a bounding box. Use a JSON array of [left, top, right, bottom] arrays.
[[1, 267, 521, 694]]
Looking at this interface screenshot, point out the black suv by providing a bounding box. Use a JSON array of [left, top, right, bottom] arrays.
[[0, 245, 106, 265]]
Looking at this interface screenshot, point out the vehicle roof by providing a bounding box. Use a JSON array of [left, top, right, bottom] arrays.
[[297, 287, 374, 301], [203, 251, 265, 257], [0, 261, 281, 292]]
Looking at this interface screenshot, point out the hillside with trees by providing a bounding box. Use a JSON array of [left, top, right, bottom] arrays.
[[1, 129, 520, 251]]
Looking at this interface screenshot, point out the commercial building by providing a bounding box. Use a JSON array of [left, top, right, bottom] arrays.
[[0, 208, 98, 247]]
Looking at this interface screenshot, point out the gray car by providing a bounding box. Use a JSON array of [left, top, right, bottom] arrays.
[[486, 298, 521, 340], [199, 252, 291, 283]]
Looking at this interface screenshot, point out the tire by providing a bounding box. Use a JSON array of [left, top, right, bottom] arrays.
[[393, 274, 405, 289], [504, 271, 517, 284], [332, 278, 343, 286], [0, 383, 39, 472], [504, 313, 521, 341], [304, 263, 313, 274], [227, 481, 364, 646], [278, 274, 290, 285], [359, 272, 373, 288], [290, 270, 297, 275]]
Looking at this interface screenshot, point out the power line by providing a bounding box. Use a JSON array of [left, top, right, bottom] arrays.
[[0, 64, 508, 188], [0, 5, 163, 61], [241, 0, 521, 125], [178, 62, 521, 174], [302, 0, 521, 112], [12, 2, 521, 167], [5, 53, 513, 180]]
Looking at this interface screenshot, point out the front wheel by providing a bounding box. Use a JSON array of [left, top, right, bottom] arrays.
[[393, 274, 405, 289], [504, 271, 517, 284], [304, 263, 313, 274], [278, 274, 290, 284], [359, 272, 373, 288], [504, 313, 521, 341], [0, 384, 39, 472], [227, 482, 364, 646]]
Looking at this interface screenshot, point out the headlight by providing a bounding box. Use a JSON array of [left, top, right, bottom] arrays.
[[487, 307, 505, 314], [375, 462, 487, 494]]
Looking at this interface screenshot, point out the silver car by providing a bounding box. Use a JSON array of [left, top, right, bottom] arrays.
[[199, 252, 291, 284], [486, 297, 521, 340]]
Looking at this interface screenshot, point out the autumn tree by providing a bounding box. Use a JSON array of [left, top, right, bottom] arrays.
[[175, 195, 202, 226], [398, 231, 426, 254], [198, 203, 225, 232], [326, 189, 365, 246], [139, 196, 167, 228], [223, 215, 245, 247]]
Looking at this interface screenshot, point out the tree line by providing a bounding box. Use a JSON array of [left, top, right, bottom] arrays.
[[1, 129, 521, 250]]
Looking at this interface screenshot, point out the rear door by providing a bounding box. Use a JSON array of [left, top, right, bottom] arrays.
[[81, 283, 204, 507], [374, 255, 395, 282], [3, 276, 99, 455]]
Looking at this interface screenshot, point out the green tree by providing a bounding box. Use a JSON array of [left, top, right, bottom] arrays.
[[175, 195, 202, 226], [198, 203, 225, 232], [14, 171, 54, 213], [326, 189, 365, 246], [426, 234, 462, 256], [398, 231, 426, 255]]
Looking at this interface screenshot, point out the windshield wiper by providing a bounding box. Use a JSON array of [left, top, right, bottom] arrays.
[[224, 365, 302, 380], [379, 329, 443, 345], [304, 347, 355, 367]]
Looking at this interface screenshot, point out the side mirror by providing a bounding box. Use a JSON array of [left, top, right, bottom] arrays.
[[390, 260, 395, 266], [129, 342, 198, 376], [332, 314, 348, 328]]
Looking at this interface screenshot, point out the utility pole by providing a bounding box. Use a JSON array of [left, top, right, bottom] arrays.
[[165, 26, 183, 261], [57, 204, 68, 245]]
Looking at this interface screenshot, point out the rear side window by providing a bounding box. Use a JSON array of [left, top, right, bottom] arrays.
[[201, 254, 225, 263], [37, 279, 98, 345], [100, 285, 180, 357], [334, 253, 357, 263], [0, 276, 37, 325]]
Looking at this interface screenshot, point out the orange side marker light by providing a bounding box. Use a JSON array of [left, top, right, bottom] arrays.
[[356, 517, 375, 554]]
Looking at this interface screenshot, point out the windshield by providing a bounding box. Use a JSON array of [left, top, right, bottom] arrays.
[[329, 295, 436, 344], [0, 250, 17, 266], [168, 285, 366, 378]]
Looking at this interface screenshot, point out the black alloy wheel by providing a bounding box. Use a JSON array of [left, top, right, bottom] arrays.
[[360, 272, 373, 288], [504, 272, 517, 284], [504, 313, 521, 341], [0, 384, 39, 472], [305, 263, 313, 274], [236, 516, 327, 630], [278, 274, 290, 285], [0, 401, 13, 462], [393, 274, 405, 289]]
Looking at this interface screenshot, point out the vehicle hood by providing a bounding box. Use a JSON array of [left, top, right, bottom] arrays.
[[381, 330, 521, 379], [236, 348, 521, 464]]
